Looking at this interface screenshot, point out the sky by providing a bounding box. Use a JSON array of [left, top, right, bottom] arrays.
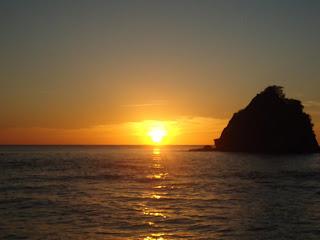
[[0, 0, 320, 145]]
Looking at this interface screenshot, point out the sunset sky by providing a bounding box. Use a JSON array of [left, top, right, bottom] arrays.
[[1, 0, 320, 145]]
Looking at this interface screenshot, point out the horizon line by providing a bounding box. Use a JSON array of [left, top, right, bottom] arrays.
[[0, 144, 205, 147]]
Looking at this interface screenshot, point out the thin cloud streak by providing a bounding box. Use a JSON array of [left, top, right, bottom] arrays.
[[304, 100, 320, 116], [121, 100, 168, 108], [304, 100, 320, 108]]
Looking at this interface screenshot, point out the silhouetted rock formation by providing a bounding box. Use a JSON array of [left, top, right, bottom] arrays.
[[215, 86, 319, 153], [189, 145, 214, 152]]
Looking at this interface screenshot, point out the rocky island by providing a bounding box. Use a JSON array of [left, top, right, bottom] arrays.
[[214, 86, 319, 153]]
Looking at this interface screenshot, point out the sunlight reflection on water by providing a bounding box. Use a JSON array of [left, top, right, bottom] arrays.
[[143, 148, 169, 239], [1, 146, 320, 239]]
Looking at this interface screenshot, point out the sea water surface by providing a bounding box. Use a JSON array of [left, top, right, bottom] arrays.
[[1, 145, 320, 239]]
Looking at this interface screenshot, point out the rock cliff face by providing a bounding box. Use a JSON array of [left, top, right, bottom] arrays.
[[214, 86, 319, 153]]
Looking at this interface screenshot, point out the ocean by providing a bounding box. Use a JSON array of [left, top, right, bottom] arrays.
[[1, 145, 320, 239]]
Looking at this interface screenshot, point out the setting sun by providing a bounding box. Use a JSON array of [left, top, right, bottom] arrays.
[[132, 120, 179, 145], [148, 126, 167, 144]]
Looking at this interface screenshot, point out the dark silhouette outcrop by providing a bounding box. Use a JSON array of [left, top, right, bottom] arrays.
[[214, 86, 319, 153], [189, 145, 214, 152]]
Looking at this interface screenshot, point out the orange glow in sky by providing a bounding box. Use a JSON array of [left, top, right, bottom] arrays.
[[0, 117, 230, 145]]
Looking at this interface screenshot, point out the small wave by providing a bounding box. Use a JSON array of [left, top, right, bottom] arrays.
[[280, 170, 320, 180]]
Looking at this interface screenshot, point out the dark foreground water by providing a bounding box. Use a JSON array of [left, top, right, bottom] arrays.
[[1, 146, 320, 239]]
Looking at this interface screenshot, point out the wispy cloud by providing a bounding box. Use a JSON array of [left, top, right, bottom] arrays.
[[303, 100, 320, 108], [121, 100, 168, 108], [304, 100, 320, 116]]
